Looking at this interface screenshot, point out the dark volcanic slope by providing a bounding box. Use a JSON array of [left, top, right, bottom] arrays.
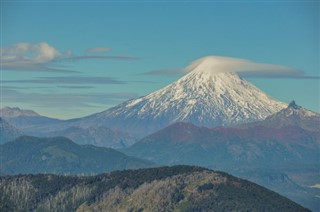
[[0, 136, 153, 175], [0, 165, 309, 212]]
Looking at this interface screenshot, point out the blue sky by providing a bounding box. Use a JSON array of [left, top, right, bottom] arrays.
[[1, 1, 319, 118]]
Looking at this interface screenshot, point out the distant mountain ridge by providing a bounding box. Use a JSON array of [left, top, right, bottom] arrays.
[[0, 136, 153, 175], [123, 122, 319, 167], [0, 107, 137, 149], [52, 126, 138, 149], [0, 106, 39, 118], [123, 102, 319, 168], [0, 107, 62, 135]]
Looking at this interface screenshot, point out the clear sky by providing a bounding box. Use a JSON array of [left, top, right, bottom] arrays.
[[1, 0, 319, 119]]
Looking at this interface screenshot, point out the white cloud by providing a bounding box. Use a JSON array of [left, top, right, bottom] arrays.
[[33, 42, 61, 62], [0, 42, 68, 72], [0, 42, 137, 72], [1, 42, 61, 63], [2, 88, 139, 108]]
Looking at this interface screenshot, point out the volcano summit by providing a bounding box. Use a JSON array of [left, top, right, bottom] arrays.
[[77, 56, 287, 136]]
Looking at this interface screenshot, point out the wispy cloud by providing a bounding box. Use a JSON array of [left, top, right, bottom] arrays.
[[2, 89, 138, 108], [145, 56, 319, 79], [86, 47, 111, 54], [2, 76, 127, 85], [1, 85, 49, 90], [63, 55, 139, 61], [2, 85, 95, 90], [57, 85, 95, 89], [1, 42, 138, 72]]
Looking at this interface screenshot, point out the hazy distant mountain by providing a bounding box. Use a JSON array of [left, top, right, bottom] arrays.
[[0, 165, 309, 212], [53, 126, 138, 149], [72, 56, 287, 136], [238, 166, 320, 212], [0, 106, 39, 118], [0, 107, 62, 135], [0, 117, 22, 144], [0, 107, 138, 148], [0, 136, 153, 175]]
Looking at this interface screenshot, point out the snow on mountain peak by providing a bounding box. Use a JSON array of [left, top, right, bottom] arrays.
[[81, 56, 288, 136]]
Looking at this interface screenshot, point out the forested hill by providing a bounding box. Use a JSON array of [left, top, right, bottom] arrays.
[[0, 165, 309, 212]]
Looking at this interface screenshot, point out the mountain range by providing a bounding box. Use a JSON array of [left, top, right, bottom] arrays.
[[3, 100, 317, 209], [0, 107, 136, 149], [1, 56, 319, 210], [0, 165, 309, 212], [123, 102, 319, 168], [121, 102, 320, 211], [52, 126, 137, 149]]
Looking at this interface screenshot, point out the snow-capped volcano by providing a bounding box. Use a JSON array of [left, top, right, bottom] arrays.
[[78, 56, 287, 136]]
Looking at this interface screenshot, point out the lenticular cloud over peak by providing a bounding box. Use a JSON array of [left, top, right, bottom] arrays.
[[185, 56, 302, 77], [149, 55, 303, 78]]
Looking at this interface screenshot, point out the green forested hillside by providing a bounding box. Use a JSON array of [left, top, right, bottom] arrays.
[[0, 165, 309, 212]]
